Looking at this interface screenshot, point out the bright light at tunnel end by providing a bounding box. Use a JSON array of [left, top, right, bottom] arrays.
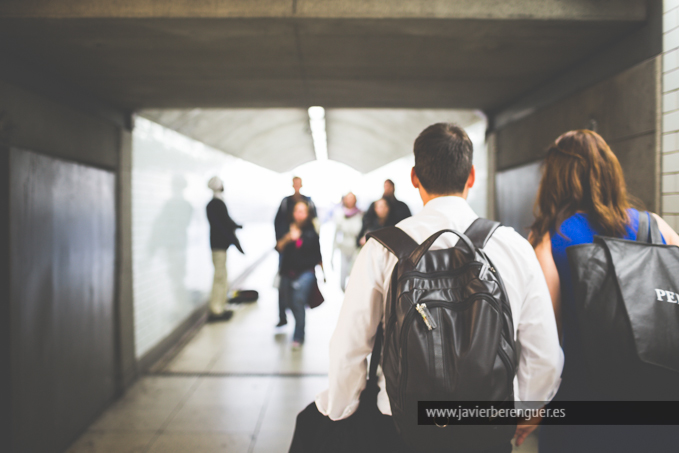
[[308, 106, 328, 161]]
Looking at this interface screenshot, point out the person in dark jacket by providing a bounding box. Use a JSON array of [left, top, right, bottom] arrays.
[[275, 200, 322, 349], [361, 180, 411, 237], [275, 176, 318, 327], [382, 179, 411, 224], [206, 176, 243, 321], [357, 197, 392, 247], [274, 176, 318, 240]]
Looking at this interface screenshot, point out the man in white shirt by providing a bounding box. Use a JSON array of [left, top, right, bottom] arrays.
[[315, 123, 563, 451]]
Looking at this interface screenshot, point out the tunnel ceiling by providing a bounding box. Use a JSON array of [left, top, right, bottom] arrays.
[[0, 0, 648, 112], [325, 109, 483, 173], [141, 108, 484, 173], [141, 109, 316, 172]]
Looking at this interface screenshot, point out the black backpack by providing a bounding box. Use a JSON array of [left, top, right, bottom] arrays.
[[566, 212, 679, 400], [366, 218, 517, 452]]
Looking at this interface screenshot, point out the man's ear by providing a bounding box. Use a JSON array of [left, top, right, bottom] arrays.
[[411, 167, 420, 189], [467, 165, 476, 189]]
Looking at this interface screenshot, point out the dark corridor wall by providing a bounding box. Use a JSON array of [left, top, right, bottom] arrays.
[[493, 57, 661, 235], [9, 148, 116, 453]]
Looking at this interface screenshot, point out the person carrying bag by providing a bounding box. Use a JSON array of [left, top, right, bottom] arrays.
[[276, 200, 323, 350], [567, 212, 679, 400], [529, 129, 679, 452], [292, 123, 563, 453]]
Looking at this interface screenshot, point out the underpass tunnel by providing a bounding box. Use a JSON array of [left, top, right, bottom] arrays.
[[129, 109, 487, 365], [1, 1, 678, 452]]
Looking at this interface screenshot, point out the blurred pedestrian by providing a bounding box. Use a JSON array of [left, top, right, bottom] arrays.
[[361, 180, 411, 238], [276, 201, 323, 349], [357, 197, 391, 247], [333, 192, 363, 291], [382, 179, 411, 224], [206, 176, 243, 322], [274, 176, 318, 327], [274, 176, 318, 240]]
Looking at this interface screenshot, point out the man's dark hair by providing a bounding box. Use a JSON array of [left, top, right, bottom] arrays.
[[414, 123, 473, 195]]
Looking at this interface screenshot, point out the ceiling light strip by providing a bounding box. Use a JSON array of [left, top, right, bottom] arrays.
[[308, 106, 328, 161]]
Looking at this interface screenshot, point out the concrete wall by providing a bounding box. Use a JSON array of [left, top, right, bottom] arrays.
[[0, 79, 120, 170], [10, 148, 116, 453], [0, 71, 132, 452], [662, 0, 679, 229], [492, 57, 661, 232]]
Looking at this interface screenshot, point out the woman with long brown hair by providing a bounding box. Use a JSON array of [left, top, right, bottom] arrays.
[[276, 200, 323, 350], [530, 130, 679, 452]]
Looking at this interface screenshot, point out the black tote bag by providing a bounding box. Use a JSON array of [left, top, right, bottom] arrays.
[[289, 325, 408, 453], [567, 212, 679, 400]]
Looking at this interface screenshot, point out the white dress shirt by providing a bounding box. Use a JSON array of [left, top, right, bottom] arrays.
[[315, 195, 563, 420]]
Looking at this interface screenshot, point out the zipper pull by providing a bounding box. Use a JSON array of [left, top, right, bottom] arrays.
[[416, 303, 437, 330]]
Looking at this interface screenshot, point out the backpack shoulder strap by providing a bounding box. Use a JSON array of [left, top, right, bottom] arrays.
[[366, 226, 418, 261], [464, 218, 501, 250]]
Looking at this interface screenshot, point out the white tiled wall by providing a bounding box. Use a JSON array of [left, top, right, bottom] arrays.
[[132, 118, 289, 358], [663, 0, 679, 229]]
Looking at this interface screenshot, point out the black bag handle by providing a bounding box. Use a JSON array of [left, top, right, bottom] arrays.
[[637, 211, 663, 245], [408, 229, 476, 266]]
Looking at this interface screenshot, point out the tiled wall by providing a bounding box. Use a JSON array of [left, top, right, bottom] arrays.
[[132, 118, 288, 358], [663, 0, 679, 228]]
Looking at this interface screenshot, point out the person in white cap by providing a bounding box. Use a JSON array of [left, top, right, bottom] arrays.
[[206, 176, 243, 321]]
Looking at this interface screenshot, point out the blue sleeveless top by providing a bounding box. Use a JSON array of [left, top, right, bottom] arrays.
[[549, 208, 665, 399]]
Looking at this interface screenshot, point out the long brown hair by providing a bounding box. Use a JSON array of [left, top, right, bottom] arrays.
[[529, 130, 633, 247], [292, 200, 313, 229]]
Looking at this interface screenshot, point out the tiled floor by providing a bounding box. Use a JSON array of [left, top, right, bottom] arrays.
[[67, 250, 539, 452], [67, 252, 337, 453]]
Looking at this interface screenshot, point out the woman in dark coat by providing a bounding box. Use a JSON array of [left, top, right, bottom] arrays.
[[276, 201, 323, 349], [357, 197, 392, 247]]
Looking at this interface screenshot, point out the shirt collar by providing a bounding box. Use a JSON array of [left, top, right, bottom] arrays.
[[418, 195, 478, 222], [422, 195, 473, 212]]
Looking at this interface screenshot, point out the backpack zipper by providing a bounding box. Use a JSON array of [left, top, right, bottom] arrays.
[[400, 263, 482, 281]]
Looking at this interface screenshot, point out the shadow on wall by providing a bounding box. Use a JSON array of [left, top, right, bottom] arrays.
[[148, 175, 194, 320]]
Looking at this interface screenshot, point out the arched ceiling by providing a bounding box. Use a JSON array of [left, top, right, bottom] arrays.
[[326, 109, 483, 172], [141, 109, 315, 172], [141, 108, 484, 173]]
